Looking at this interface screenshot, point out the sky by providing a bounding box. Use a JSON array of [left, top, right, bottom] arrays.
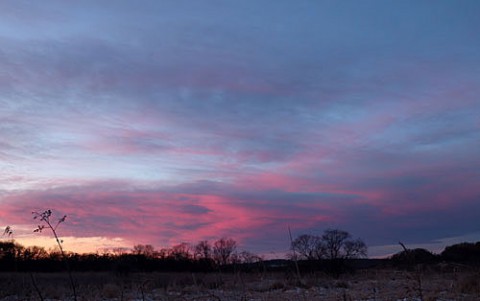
[[0, 0, 479, 258]]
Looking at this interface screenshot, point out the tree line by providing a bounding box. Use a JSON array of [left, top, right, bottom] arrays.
[[2, 237, 480, 274], [0, 237, 263, 273]]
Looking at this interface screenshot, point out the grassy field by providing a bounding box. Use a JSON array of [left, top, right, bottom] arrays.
[[0, 266, 479, 300]]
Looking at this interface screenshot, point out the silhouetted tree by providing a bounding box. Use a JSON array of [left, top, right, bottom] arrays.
[[239, 250, 262, 264], [322, 229, 367, 260], [156, 248, 169, 259], [213, 237, 237, 266], [132, 244, 156, 258], [22, 246, 48, 261], [290, 229, 367, 276], [291, 229, 366, 261], [170, 242, 192, 261], [290, 234, 323, 260], [344, 239, 368, 258], [194, 240, 212, 260], [0, 241, 17, 261], [111, 247, 129, 256]]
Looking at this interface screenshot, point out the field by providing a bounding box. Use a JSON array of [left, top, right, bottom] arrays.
[[1, 266, 480, 301]]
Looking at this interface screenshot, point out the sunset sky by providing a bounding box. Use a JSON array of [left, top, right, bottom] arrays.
[[1, 1, 479, 258]]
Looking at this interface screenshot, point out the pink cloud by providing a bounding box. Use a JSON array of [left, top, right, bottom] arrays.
[[1, 178, 345, 254]]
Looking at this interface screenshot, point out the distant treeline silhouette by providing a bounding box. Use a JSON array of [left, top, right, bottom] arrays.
[[0, 238, 262, 273], [2, 239, 480, 273]]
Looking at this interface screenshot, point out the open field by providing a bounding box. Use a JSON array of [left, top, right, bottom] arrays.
[[1, 266, 479, 301]]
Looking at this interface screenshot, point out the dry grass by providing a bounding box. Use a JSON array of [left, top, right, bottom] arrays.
[[0, 267, 479, 300]]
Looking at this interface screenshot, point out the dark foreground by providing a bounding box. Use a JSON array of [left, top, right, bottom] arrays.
[[0, 266, 479, 301]]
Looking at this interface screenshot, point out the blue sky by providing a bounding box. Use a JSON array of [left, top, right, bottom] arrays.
[[1, 1, 479, 257]]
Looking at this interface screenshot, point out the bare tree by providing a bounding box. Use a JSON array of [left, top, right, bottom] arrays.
[[344, 239, 367, 258], [170, 242, 192, 260], [213, 237, 237, 266], [291, 229, 367, 261], [290, 234, 324, 260], [322, 229, 367, 260], [239, 250, 262, 264], [23, 246, 48, 261], [194, 240, 212, 260], [111, 247, 129, 256], [322, 229, 349, 260], [132, 244, 156, 258]]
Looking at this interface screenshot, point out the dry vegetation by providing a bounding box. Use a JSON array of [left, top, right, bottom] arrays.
[[1, 266, 479, 301]]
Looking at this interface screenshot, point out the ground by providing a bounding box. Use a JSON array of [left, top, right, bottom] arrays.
[[0, 266, 479, 300]]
